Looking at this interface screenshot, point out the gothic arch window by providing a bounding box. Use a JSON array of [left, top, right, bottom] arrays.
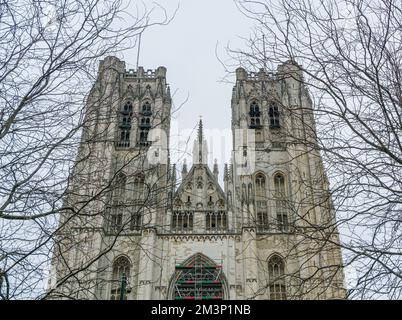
[[249, 101, 261, 128], [255, 173, 268, 230], [142, 101, 152, 113], [206, 211, 227, 231], [170, 253, 226, 300], [268, 102, 280, 128], [123, 101, 133, 113], [110, 256, 131, 300], [274, 173, 289, 232], [255, 173, 266, 199], [267, 254, 286, 300], [186, 196, 191, 207], [139, 101, 152, 146], [255, 173, 266, 191], [117, 101, 133, 148], [171, 211, 193, 232]]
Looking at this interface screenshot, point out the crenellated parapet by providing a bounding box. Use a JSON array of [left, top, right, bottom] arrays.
[[124, 66, 167, 79]]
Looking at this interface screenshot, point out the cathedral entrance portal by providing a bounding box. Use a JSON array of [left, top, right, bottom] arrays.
[[170, 253, 226, 300]]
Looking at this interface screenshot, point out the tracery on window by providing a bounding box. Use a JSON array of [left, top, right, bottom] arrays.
[[268, 255, 286, 300], [110, 256, 131, 300], [138, 101, 152, 146], [172, 253, 225, 300], [274, 173, 289, 232], [205, 211, 227, 231], [117, 101, 133, 148], [255, 173, 266, 191], [171, 211, 194, 232], [249, 101, 261, 128]]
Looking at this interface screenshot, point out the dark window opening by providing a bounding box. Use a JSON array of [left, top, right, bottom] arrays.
[[205, 211, 227, 231], [171, 211, 194, 232], [110, 256, 131, 300], [117, 101, 133, 148], [138, 101, 152, 146], [249, 101, 261, 129], [269, 103, 280, 128], [268, 255, 287, 300]]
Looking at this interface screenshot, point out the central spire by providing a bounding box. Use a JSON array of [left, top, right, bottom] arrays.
[[193, 118, 208, 165], [198, 118, 203, 163]]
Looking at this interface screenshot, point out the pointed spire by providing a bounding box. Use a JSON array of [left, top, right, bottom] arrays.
[[166, 85, 171, 102], [229, 158, 233, 182], [156, 79, 163, 97], [224, 163, 229, 181], [197, 118, 203, 163], [198, 118, 203, 144], [192, 118, 208, 165], [182, 159, 188, 180], [213, 159, 219, 180]]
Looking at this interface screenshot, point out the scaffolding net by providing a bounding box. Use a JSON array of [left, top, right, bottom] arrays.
[[173, 254, 224, 300]]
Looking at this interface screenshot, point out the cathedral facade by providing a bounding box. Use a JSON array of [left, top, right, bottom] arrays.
[[48, 56, 346, 300]]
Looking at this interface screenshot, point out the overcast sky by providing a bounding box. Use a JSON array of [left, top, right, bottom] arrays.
[[121, 0, 255, 174]]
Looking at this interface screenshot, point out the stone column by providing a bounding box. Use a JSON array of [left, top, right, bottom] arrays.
[[137, 228, 156, 299], [242, 227, 258, 298]]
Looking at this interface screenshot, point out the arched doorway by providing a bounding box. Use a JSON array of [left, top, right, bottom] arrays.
[[169, 253, 227, 300]]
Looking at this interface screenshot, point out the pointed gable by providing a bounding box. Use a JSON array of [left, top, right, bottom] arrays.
[[173, 121, 226, 211]]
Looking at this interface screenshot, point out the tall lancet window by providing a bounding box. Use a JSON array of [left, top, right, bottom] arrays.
[[268, 255, 287, 300], [274, 173, 289, 232], [109, 173, 126, 232], [110, 256, 131, 300], [255, 173, 268, 231], [269, 102, 280, 128], [256, 173, 266, 193], [249, 101, 261, 128], [138, 101, 152, 146], [118, 101, 133, 148]]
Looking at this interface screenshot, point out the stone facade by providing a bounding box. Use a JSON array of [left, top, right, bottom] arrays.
[[48, 56, 346, 300]]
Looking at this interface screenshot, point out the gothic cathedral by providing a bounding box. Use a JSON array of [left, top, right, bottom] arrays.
[[48, 56, 346, 300]]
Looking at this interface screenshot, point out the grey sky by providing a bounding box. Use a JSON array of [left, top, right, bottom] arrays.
[[122, 0, 254, 171]]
